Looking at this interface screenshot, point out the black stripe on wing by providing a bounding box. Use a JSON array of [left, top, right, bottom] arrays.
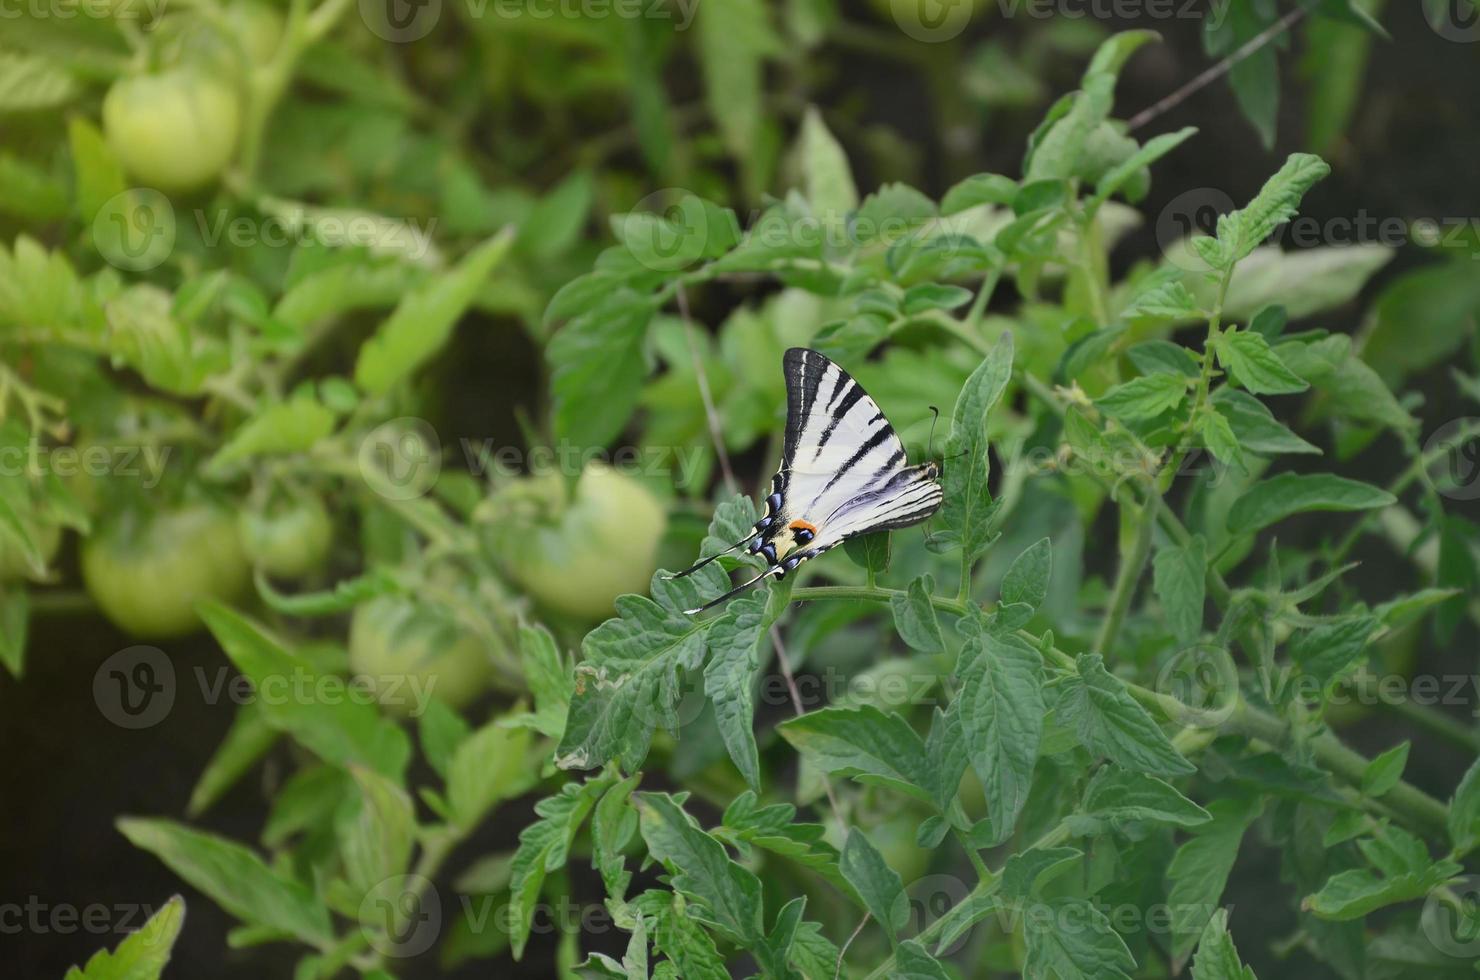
[[782, 348, 824, 467]]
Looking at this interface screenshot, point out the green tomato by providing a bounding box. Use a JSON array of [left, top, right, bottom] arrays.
[[494, 463, 667, 621], [82, 503, 250, 638], [0, 521, 61, 582], [239, 493, 333, 580], [348, 596, 493, 715], [103, 68, 241, 193], [222, 0, 284, 65]]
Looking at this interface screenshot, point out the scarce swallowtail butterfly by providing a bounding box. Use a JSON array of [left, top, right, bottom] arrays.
[[672, 347, 944, 614]]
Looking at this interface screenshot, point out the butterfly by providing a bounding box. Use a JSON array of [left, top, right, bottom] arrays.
[[673, 347, 944, 614]]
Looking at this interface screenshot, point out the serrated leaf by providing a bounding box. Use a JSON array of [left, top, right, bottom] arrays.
[[1190, 908, 1257, 980], [1153, 536, 1206, 644], [891, 574, 944, 654], [1080, 765, 1211, 829], [342, 767, 416, 899], [1167, 796, 1261, 962], [1096, 372, 1188, 421], [1217, 329, 1309, 395], [1023, 897, 1136, 980], [205, 390, 337, 475], [508, 776, 612, 959], [555, 565, 729, 773], [1450, 757, 1480, 855], [1053, 653, 1194, 777], [548, 287, 656, 448], [799, 106, 857, 221], [63, 894, 185, 980], [1210, 389, 1320, 456], [778, 705, 932, 804], [841, 827, 908, 943], [1218, 153, 1332, 265], [635, 792, 765, 945], [704, 591, 770, 790], [957, 631, 1045, 845], [941, 173, 1018, 215], [1123, 280, 1203, 320], [1001, 537, 1052, 612], [1362, 742, 1410, 798], [117, 819, 332, 945], [1225, 473, 1394, 539], [943, 332, 1014, 560]]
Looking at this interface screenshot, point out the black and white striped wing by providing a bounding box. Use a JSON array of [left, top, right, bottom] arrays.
[[809, 464, 944, 552], [780, 348, 913, 524]]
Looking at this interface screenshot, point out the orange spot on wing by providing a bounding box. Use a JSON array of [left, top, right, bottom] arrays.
[[788, 520, 817, 533]]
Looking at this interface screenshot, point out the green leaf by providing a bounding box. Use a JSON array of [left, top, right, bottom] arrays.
[[1166, 796, 1261, 962], [354, 229, 514, 394], [507, 622, 572, 740], [1363, 259, 1480, 386], [1095, 372, 1188, 421], [1363, 742, 1410, 798], [844, 531, 892, 576], [1122, 280, 1203, 320], [840, 827, 908, 943], [1189, 908, 1257, 980], [1153, 536, 1206, 644], [1023, 897, 1136, 980], [1304, 859, 1462, 921], [1215, 153, 1331, 266], [1079, 765, 1211, 829], [0, 51, 77, 111], [198, 602, 410, 779], [63, 894, 185, 980], [635, 792, 765, 946], [778, 705, 932, 804], [341, 767, 416, 899], [1001, 537, 1052, 612], [893, 939, 953, 979], [704, 590, 770, 790], [942, 332, 1014, 560], [592, 774, 641, 902], [117, 819, 332, 945], [1225, 473, 1394, 539], [1052, 653, 1194, 777], [635, 889, 731, 979], [890, 574, 945, 654], [1289, 615, 1379, 690], [508, 776, 612, 959], [799, 106, 857, 221], [416, 698, 469, 780], [957, 631, 1045, 845], [555, 565, 729, 773], [1090, 126, 1197, 209], [547, 287, 656, 448], [0, 587, 28, 679], [1210, 389, 1320, 456], [1000, 846, 1083, 901], [941, 173, 1018, 215], [1216, 329, 1309, 395], [187, 704, 278, 817], [697, 0, 779, 187], [722, 792, 845, 890], [517, 169, 593, 259], [1128, 339, 1200, 378], [1199, 407, 1244, 469], [448, 717, 535, 831], [1448, 756, 1480, 855], [902, 283, 973, 315], [205, 390, 337, 476]]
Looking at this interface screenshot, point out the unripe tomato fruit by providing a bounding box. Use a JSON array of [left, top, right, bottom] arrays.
[[239, 493, 333, 580], [492, 463, 667, 621], [82, 504, 250, 638], [347, 596, 493, 715], [103, 68, 241, 193], [223, 0, 283, 64]]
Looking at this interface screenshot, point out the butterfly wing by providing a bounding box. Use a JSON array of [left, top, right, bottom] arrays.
[[779, 347, 912, 525], [809, 463, 944, 551]]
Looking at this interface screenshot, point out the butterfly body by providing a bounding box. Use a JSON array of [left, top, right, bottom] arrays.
[[674, 348, 944, 613]]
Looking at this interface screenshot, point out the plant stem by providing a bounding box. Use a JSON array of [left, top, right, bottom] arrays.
[[1094, 495, 1156, 657]]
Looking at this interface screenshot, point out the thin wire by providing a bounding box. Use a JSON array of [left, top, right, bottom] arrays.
[[1125, 6, 1306, 132]]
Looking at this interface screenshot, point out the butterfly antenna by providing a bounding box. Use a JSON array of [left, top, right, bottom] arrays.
[[664, 533, 753, 580], [683, 565, 781, 615], [927, 405, 941, 459]]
